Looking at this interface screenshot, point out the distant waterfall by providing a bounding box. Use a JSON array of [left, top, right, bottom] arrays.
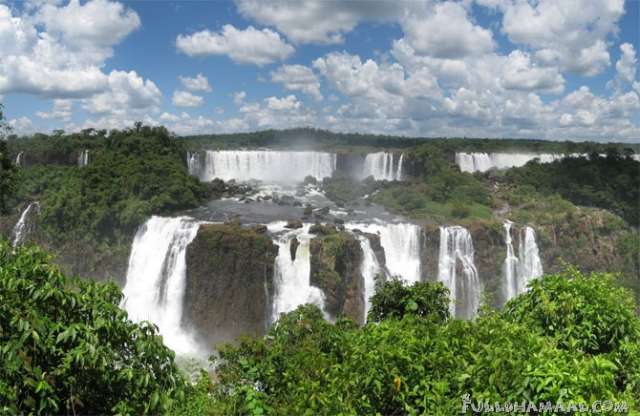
[[346, 222, 421, 284], [362, 152, 404, 181], [12, 202, 40, 246], [122, 216, 203, 356], [355, 235, 382, 320], [501, 222, 543, 304], [196, 150, 336, 183], [187, 151, 200, 177], [270, 223, 326, 321], [437, 226, 481, 319], [456, 152, 567, 173], [15, 152, 24, 168], [78, 150, 89, 167]]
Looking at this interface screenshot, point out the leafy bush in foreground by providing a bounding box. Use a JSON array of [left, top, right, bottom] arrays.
[[0, 241, 186, 414], [182, 271, 639, 415]]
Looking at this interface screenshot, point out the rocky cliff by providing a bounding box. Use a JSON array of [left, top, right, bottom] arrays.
[[309, 229, 365, 324], [183, 224, 278, 347]]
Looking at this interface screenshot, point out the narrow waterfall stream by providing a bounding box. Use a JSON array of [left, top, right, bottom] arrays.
[[501, 222, 544, 304], [437, 226, 481, 319], [355, 235, 382, 321], [122, 216, 204, 356], [12, 202, 40, 246]]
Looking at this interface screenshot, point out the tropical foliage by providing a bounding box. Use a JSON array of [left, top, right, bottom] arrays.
[[0, 241, 186, 415], [9, 125, 207, 244], [174, 270, 639, 415]]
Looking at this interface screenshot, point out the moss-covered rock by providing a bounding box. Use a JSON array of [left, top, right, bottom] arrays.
[[309, 231, 364, 324], [183, 223, 278, 347]]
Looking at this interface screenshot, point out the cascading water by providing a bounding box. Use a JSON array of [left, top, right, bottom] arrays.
[[269, 223, 326, 322], [517, 226, 543, 290], [12, 202, 40, 246], [346, 222, 421, 284], [355, 235, 382, 321], [437, 226, 481, 319], [197, 150, 336, 183], [362, 152, 404, 181], [456, 152, 568, 173], [502, 221, 520, 302], [501, 222, 543, 304], [78, 150, 89, 167], [15, 152, 24, 167], [187, 151, 200, 177], [122, 216, 204, 356]]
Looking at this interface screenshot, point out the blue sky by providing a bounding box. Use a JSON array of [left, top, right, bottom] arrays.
[[1, 0, 638, 141]]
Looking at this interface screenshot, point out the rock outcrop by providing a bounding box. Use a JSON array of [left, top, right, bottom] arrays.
[[183, 224, 278, 347], [309, 231, 365, 324]]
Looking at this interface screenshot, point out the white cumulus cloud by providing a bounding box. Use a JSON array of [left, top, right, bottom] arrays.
[[176, 24, 294, 66], [172, 90, 204, 108]]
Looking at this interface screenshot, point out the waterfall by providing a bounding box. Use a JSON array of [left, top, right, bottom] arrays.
[[15, 152, 24, 167], [517, 226, 543, 289], [502, 221, 520, 302], [437, 226, 481, 319], [456, 152, 568, 173], [501, 222, 543, 304], [362, 152, 404, 181], [346, 222, 421, 284], [187, 151, 200, 177], [12, 202, 40, 246], [122, 216, 203, 356], [197, 150, 336, 183], [355, 235, 382, 321], [78, 150, 89, 167], [270, 223, 326, 321]]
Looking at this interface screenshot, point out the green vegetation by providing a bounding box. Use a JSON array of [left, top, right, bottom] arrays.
[[503, 152, 640, 226], [0, 103, 17, 215], [175, 270, 639, 415], [371, 146, 493, 222], [9, 125, 207, 245], [0, 241, 186, 415], [181, 127, 640, 154]]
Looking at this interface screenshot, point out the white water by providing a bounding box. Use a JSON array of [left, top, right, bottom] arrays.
[[78, 150, 89, 167], [355, 235, 382, 321], [12, 202, 40, 246], [187, 151, 200, 177], [455, 152, 571, 173], [122, 216, 204, 356], [15, 151, 24, 167], [502, 221, 520, 302], [195, 150, 336, 183], [501, 222, 544, 304], [362, 152, 404, 181], [346, 222, 421, 284], [269, 223, 326, 321], [437, 226, 481, 319]]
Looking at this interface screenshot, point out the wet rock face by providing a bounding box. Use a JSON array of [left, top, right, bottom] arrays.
[[183, 224, 278, 347], [363, 232, 387, 273], [309, 231, 365, 324]]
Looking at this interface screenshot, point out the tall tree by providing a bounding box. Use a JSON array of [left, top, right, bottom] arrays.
[[0, 103, 16, 214]]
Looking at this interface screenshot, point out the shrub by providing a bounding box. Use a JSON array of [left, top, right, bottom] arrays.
[[0, 241, 186, 414]]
